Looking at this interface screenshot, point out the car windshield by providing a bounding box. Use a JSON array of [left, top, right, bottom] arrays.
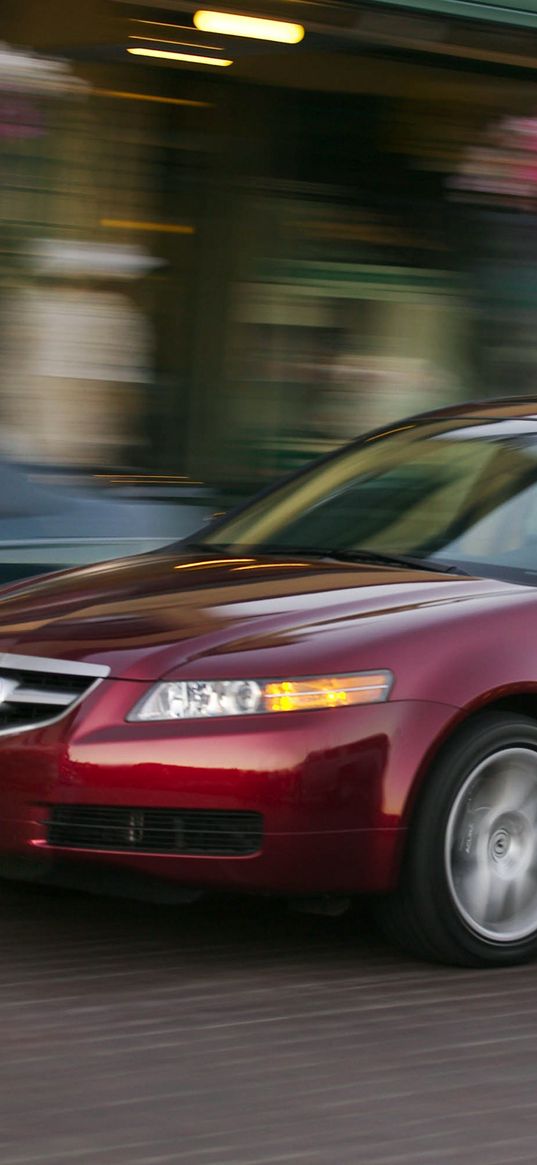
[[193, 415, 537, 583]]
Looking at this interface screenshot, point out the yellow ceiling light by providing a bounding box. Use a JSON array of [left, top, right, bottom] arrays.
[[127, 47, 233, 66], [129, 36, 225, 51], [100, 219, 195, 234], [193, 10, 305, 44], [130, 20, 198, 30], [95, 89, 212, 108]]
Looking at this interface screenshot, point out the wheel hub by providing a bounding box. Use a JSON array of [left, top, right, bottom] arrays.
[[488, 814, 532, 873], [490, 828, 510, 860]]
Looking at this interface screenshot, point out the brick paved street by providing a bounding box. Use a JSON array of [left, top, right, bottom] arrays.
[[1, 882, 536, 1165]]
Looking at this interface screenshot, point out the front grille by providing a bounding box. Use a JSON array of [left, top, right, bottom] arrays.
[[46, 805, 264, 857], [0, 652, 109, 734]]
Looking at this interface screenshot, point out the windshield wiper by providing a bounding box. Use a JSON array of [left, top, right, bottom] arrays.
[[182, 542, 471, 576], [318, 549, 472, 575]]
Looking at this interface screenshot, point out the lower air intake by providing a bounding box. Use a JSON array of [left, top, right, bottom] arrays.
[[46, 805, 264, 857]]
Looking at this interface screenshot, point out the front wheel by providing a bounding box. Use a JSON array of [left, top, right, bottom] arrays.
[[377, 712, 537, 967]]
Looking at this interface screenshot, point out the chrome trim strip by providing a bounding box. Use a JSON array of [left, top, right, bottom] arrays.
[[6, 689, 77, 706], [0, 653, 110, 678]]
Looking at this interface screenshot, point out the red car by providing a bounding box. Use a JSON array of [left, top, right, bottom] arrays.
[[5, 398, 537, 967]]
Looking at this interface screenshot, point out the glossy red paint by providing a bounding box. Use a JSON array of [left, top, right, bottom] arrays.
[[0, 553, 522, 898], [1, 401, 537, 903], [0, 682, 456, 893]]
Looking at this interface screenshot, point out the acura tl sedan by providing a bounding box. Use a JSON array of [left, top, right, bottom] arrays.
[[5, 399, 537, 967]]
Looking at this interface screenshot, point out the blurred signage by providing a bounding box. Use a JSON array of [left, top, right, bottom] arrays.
[[0, 97, 44, 139], [369, 0, 537, 29]]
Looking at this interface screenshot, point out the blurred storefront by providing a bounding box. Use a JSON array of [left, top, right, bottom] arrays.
[[1, 0, 537, 488]]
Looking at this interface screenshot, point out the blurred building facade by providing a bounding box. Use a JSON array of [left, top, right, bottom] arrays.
[[1, 0, 537, 488]]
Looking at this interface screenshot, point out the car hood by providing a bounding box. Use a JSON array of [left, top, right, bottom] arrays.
[[0, 549, 523, 682]]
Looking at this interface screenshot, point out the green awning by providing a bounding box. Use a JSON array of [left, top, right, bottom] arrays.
[[369, 0, 537, 29]]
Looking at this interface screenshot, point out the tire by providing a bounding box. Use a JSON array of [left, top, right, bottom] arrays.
[[377, 711, 537, 967]]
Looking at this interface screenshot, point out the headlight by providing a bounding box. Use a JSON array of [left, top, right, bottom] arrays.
[[128, 671, 393, 721]]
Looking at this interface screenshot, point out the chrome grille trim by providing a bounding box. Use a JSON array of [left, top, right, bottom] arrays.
[[0, 653, 110, 736], [0, 652, 109, 678], [6, 687, 80, 707]]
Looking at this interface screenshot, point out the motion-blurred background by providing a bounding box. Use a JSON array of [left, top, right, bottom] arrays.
[[0, 0, 537, 564]]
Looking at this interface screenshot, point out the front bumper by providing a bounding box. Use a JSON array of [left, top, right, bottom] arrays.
[[0, 678, 458, 896]]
